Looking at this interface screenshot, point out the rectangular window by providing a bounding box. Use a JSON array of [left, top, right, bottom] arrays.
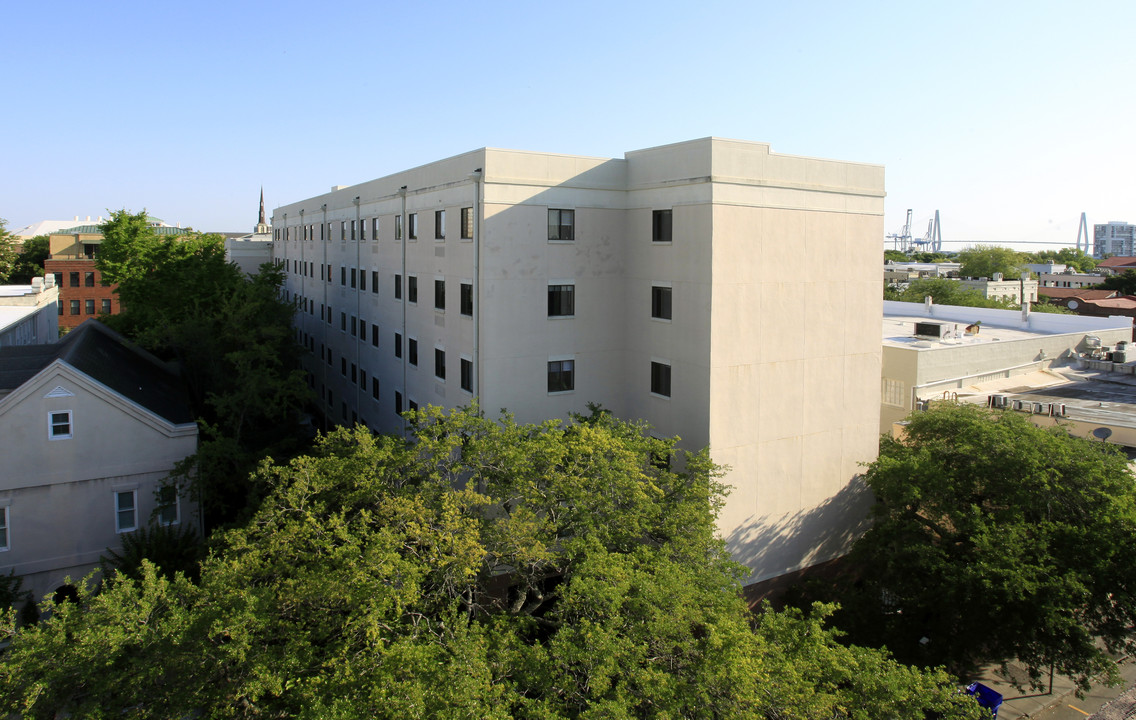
[[358, 319, 366, 340], [340, 221, 346, 241], [461, 358, 473, 393], [460, 282, 473, 316], [372, 324, 379, 347], [359, 269, 366, 292], [548, 209, 575, 241], [548, 284, 575, 317], [548, 359, 575, 393], [395, 274, 402, 300], [101, 299, 112, 314], [408, 276, 418, 304], [651, 285, 672, 320], [341, 266, 347, 286], [395, 391, 403, 414], [652, 209, 673, 243], [408, 399, 418, 412], [69, 271, 80, 287], [435, 210, 445, 239], [85, 299, 95, 315], [58, 302, 63, 316], [0, 506, 8, 551], [372, 376, 380, 400], [359, 368, 366, 389], [461, 207, 473, 239], [341, 358, 347, 377], [356, 219, 363, 241], [158, 485, 179, 526], [395, 332, 402, 358], [350, 268, 357, 289], [49, 410, 72, 439], [84, 271, 95, 287], [408, 213, 418, 240], [351, 316, 357, 336], [371, 270, 379, 293], [327, 305, 332, 326], [651, 361, 672, 397], [116, 490, 137, 533], [434, 279, 445, 310], [341, 312, 347, 332], [882, 378, 906, 408], [372, 217, 379, 239], [409, 338, 418, 366], [434, 348, 445, 380], [70, 299, 80, 315], [395, 215, 403, 240], [351, 363, 357, 383], [53, 272, 62, 287]]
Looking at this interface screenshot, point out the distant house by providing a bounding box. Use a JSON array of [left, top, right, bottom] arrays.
[[958, 274, 1039, 304], [0, 320, 197, 603], [1095, 256, 1136, 276], [0, 275, 59, 347]]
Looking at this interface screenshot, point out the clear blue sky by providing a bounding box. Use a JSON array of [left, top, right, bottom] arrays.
[[4, 0, 1133, 251]]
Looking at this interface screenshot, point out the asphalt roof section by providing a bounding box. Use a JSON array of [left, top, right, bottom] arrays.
[[0, 320, 194, 425], [1036, 288, 1117, 300]]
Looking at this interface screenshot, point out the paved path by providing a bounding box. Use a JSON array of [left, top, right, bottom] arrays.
[[965, 655, 1136, 719]]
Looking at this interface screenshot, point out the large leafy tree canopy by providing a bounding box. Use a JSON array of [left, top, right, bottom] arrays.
[[0, 407, 983, 719], [884, 277, 1017, 309], [8, 235, 49, 284], [838, 403, 1136, 691], [1096, 269, 1136, 296], [957, 245, 1027, 280], [0, 219, 18, 283], [95, 209, 311, 526]]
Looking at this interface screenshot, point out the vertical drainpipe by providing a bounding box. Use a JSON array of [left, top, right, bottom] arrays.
[[321, 203, 329, 432], [399, 185, 408, 436], [354, 196, 362, 423], [469, 168, 483, 402]]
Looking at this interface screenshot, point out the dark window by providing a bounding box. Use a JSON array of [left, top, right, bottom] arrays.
[[52, 272, 62, 287], [359, 269, 366, 292], [409, 338, 418, 366], [69, 271, 80, 287], [435, 210, 445, 239], [340, 221, 346, 241], [408, 213, 418, 239], [84, 271, 95, 287], [341, 266, 347, 286], [434, 279, 445, 310], [372, 217, 379, 239], [350, 268, 356, 289], [548, 209, 574, 241], [100, 299, 111, 314], [652, 209, 673, 242], [69, 300, 80, 315], [461, 207, 473, 239], [372, 377, 380, 400], [408, 399, 418, 412], [547, 360, 574, 393], [372, 324, 379, 347], [408, 276, 418, 303], [461, 358, 473, 392], [651, 361, 672, 397], [57, 302, 63, 316], [351, 363, 357, 383], [359, 368, 366, 389], [434, 348, 445, 379], [395, 215, 403, 240], [341, 312, 347, 332], [394, 332, 402, 358], [84, 299, 95, 314], [395, 391, 403, 414], [351, 316, 357, 336], [460, 282, 473, 316], [371, 270, 379, 293], [358, 318, 366, 339], [651, 286, 672, 320], [341, 358, 347, 377], [548, 284, 575, 317], [395, 274, 402, 300]]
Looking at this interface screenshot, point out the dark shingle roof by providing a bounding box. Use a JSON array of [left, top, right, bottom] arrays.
[[0, 321, 194, 425]]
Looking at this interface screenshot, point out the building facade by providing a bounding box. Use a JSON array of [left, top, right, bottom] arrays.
[[1094, 221, 1136, 258], [0, 275, 59, 347], [272, 138, 885, 585]]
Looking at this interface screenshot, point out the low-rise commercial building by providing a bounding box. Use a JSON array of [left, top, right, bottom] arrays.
[[0, 275, 58, 347]]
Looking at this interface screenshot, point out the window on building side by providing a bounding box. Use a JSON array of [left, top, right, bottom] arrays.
[[408, 338, 418, 366], [69, 271, 80, 287], [341, 312, 347, 332], [116, 490, 137, 533], [372, 377, 380, 400], [651, 361, 672, 397], [409, 213, 418, 240], [461, 207, 473, 239], [395, 391, 403, 414], [395, 332, 402, 358], [395, 274, 402, 300], [434, 279, 445, 311], [548, 209, 574, 241], [70, 300, 80, 315], [461, 358, 473, 393], [350, 268, 357, 289], [395, 215, 403, 240], [341, 358, 347, 377], [0, 506, 8, 551], [359, 368, 366, 389], [340, 221, 346, 241], [84, 271, 95, 287], [652, 209, 673, 243], [651, 285, 672, 320], [85, 299, 95, 315], [408, 276, 418, 304], [341, 266, 347, 286], [372, 324, 379, 347], [548, 284, 575, 317], [548, 359, 574, 393], [460, 282, 473, 316], [359, 269, 366, 292], [372, 217, 379, 239], [157, 485, 179, 526], [435, 210, 445, 240], [435, 348, 445, 380], [49, 410, 72, 440], [101, 299, 112, 314]]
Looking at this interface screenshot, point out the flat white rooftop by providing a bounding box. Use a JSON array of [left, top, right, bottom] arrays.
[[883, 314, 1045, 349]]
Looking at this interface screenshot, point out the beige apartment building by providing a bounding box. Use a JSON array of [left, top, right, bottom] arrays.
[[272, 137, 885, 585]]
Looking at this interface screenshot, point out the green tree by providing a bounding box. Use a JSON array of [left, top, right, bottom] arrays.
[[957, 244, 1026, 280], [886, 277, 1017, 309], [96, 209, 311, 527], [8, 235, 49, 284], [1096, 269, 1136, 296], [1030, 248, 1098, 274], [842, 403, 1136, 692], [0, 407, 983, 719], [0, 219, 18, 283]]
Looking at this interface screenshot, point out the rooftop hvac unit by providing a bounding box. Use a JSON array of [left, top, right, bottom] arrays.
[[914, 322, 947, 339], [988, 394, 1009, 409], [1012, 400, 1025, 411]]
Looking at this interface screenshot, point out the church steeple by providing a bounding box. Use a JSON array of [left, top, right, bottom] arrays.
[[255, 187, 269, 235]]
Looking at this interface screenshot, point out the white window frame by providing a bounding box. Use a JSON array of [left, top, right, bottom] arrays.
[[48, 410, 73, 440], [651, 281, 673, 322], [0, 504, 9, 552], [115, 489, 138, 533]]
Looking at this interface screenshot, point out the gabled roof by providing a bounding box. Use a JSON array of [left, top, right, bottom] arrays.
[[1098, 256, 1136, 268], [0, 320, 193, 425]]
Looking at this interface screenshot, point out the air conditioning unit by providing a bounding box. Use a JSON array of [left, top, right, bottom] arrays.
[[914, 322, 947, 339]]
